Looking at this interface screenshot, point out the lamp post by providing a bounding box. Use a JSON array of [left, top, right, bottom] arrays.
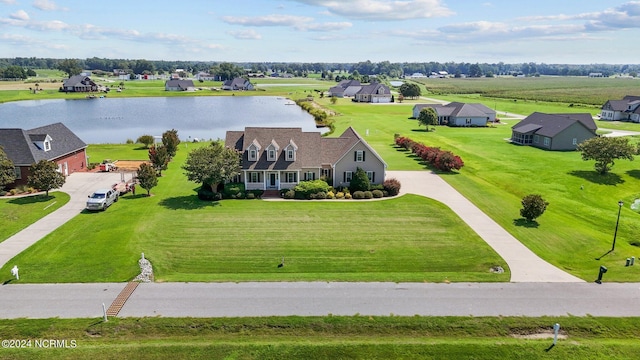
[[611, 200, 624, 252]]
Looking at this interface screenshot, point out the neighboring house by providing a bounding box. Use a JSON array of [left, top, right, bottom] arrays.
[[412, 102, 495, 126], [0, 122, 87, 188], [327, 80, 362, 97], [222, 77, 254, 91], [600, 95, 640, 122], [195, 72, 215, 81], [225, 126, 386, 191], [510, 112, 597, 151], [165, 79, 195, 91], [62, 75, 98, 92], [353, 83, 392, 103]]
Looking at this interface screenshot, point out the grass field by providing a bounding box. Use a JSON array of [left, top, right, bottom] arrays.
[[0, 142, 508, 283], [0, 316, 639, 359], [0, 192, 70, 243], [321, 98, 640, 281]]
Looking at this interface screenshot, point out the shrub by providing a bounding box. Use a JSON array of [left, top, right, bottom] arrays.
[[223, 183, 245, 198], [352, 191, 365, 199], [370, 184, 384, 191], [434, 151, 464, 172], [249, 190, 263, 199], [293, 179, 331, 199], [236, 192, 245, 199], [125, 138, 134, 144], [345, 193, 352, 199], [284, 189, 296, 199], [336, 192, 345, 199], [246, 192, 255, 199], [383, 178, 401, 196], [372, 189, 384, 198], [520, 194, 549, 222], [315, 191, 327, 199], [363, 191, 373, 199], [197, 186, 216, 201], [349, 167, 370, 193], [326, 191, 335, 199]]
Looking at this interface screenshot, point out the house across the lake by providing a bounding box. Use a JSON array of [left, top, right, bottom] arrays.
[[222, 78, 254, 91], [412, 102, 496, 126], [165, 79, 196, 91], [0, 122, 87, 188], [510, 112, 597, 151], [352, 83, 392, 103], [600, 95, 640, 122], [225, 127, 386, 190], [61, 75, 98, 92]]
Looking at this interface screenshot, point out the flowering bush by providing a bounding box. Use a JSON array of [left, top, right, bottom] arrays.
[[394, 135, 464, 172]]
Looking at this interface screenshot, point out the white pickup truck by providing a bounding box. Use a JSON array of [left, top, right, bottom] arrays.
[[86, 188, 119, 211]]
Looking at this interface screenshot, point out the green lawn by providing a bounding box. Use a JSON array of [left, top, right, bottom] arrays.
[[0, 316, 639, 359], [320, 98, 640, 281], [0, 142, 507, 283], [0, 192, 70, 243]]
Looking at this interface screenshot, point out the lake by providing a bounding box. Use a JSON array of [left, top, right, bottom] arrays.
[[0, 96, 317, 144]]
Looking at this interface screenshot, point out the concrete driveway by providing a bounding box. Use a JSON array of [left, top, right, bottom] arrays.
[[388, 171, 583, 283]]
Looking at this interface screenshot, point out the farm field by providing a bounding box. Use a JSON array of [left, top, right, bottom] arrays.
[[0, 316, 639, 359], [0, 142, 508, 283]]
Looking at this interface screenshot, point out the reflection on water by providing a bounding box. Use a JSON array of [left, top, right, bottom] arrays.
[[0, 96, 316, 143]]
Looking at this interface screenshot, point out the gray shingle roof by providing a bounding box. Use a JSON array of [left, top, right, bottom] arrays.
[[0, 122, 87, 166], [512, 112, 597, 137]]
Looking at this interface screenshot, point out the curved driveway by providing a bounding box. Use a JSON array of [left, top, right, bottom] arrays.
[[389, 171, 583, 283]]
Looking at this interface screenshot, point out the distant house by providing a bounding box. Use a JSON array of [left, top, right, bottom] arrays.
[[225, 126, 386, 191], [412, 102, 495, 126], [353, 83, 392, 103], [62, 75, 98, 92], [195, 72, 215, 81], [0, 122, 87, 188], [600, 95, 640, 122], [328, 80, 362, 98], [511, 112, 597, 151], [222, 77, 254, 91], [165, 79, 195, 91]]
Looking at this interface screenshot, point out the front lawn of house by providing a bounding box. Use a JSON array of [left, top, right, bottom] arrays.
[[0, 143, 507, 283], [0, 192, 69, 243]]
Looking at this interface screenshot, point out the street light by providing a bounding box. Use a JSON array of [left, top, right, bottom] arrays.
[[611, 200, 624, 252]]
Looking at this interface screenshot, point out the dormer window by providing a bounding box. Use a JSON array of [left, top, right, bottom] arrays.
[[266, 140, 279, 162], [44, 140, 51, 151], [247, 139, 261, 162], [284, 139, 298, 162]]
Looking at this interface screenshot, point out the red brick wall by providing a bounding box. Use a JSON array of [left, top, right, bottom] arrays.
[[53, 149, 87, 175]]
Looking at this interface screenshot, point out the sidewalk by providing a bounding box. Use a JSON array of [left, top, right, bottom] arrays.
[[388, 171, 584, 282]]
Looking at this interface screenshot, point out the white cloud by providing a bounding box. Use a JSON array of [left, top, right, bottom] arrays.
[[227, 29, 262, 40], [1, 0, 17, 4], [33, 0, 65, 11], [9, 9, 29, 20], [222, 13, 349, 32], [289, 0, 454, 20]]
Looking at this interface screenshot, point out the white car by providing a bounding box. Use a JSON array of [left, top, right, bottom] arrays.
[[86, 189, 119, 211]]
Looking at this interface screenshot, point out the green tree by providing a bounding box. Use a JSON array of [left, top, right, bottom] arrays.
[[330, 96, 338, 105], [56, 59, 82, 78], [162, 129, 180, 158], [210, 62, 245, 81], [0, 146, 16, 191], [469, 63, 483, 78], [182, 141, 241, 194], [27, 160, 65, 197], [577, 137, 635, 174], [398, 83, 421, 99], [132, 59, 155, 75], [349, 167, 370, 193], [136, 134, 155, 148], [137, 163, 158, 196], [2, 65, 27, 79], [520, 194, 549, 222], [148, 144, 169, 176], [418, 107, 439, 131]]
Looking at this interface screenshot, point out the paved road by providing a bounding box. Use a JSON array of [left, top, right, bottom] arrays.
[[389, 171, 583, 283], [0, 282, 638, 319], [600, 128, 640, 137], [0, 172, 127, 269]]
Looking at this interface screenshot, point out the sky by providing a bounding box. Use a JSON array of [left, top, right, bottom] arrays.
[[1, 0, 639, 64]]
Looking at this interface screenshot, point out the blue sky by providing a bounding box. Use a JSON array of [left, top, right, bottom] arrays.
[[1, 0, 639, 64]]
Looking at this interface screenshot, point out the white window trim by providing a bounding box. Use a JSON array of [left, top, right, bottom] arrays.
[[355, 150, 364, 162], [248, 149, 257, 161], [268, 149, 276, 161], [345, 171, 353, 182]]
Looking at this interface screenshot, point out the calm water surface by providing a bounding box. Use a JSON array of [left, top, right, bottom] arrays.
[[0, 96, 316, 143]]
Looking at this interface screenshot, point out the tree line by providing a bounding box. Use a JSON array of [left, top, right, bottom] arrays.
[[1, 57, 639, 79]]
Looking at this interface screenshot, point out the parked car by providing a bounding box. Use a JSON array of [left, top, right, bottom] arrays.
[[86, 188, 119, 211]]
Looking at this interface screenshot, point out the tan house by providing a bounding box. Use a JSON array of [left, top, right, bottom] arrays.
[[511, 112, 597, 151], [225, 127, 386, 190]]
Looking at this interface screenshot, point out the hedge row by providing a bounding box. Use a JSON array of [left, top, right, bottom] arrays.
[[395, 136, 464, 172]]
